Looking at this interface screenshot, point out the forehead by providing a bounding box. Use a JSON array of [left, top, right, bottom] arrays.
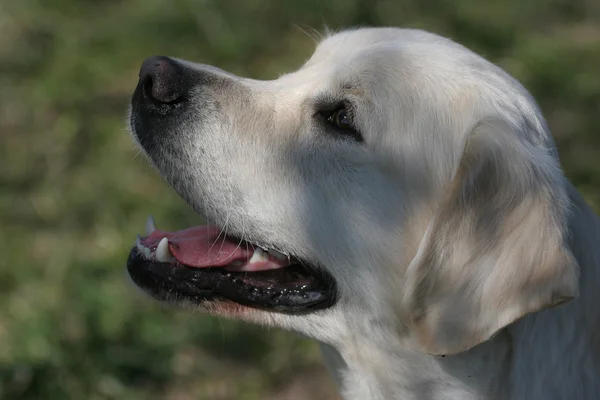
[[267, 32, 400, 98], [309, 28, 412, 63], [270, 28, 469, 95], [308, 28, 464, 68]]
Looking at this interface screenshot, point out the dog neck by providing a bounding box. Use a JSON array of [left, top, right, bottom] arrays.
[[321, 324, 512, 400]]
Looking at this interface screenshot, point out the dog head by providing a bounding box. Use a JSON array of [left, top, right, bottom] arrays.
[[127, 28, 578, 355]]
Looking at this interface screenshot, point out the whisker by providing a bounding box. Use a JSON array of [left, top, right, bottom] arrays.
[[292, 23, 322, 44]]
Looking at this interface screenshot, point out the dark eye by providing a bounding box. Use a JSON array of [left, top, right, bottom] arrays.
[[319, 106, 363, 143], [329, 109, 353, 130]]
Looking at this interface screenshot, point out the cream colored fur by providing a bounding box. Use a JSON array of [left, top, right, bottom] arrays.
[[129, 27, 600, 399]]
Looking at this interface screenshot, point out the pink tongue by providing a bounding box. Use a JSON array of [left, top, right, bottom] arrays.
[[140, 226, 253, 268]]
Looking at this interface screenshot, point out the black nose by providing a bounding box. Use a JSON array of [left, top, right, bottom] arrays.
[[139, 56, 185, 103]]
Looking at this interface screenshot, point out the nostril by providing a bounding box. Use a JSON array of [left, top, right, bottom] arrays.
[[141, 74, 154, 100], [138, 56, 185, 104]]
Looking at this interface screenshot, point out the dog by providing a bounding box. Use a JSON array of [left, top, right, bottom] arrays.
[[126, 27, 600, 399]]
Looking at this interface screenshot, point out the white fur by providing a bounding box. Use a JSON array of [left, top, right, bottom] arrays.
[[130, 28, 600, 399]]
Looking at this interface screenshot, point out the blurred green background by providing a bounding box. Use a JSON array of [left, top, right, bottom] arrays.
[[0, 0, 598, 399]]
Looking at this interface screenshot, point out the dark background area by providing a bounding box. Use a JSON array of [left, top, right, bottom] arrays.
[[0, 0, 598, 398]]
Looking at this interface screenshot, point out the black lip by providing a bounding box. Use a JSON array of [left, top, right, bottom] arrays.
[[127, 248, 337, 313]]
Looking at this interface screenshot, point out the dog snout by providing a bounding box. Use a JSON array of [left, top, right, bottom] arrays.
[[139, 56, 185, 104]]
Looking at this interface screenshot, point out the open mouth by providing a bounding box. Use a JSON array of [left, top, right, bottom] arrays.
[[127, 216, 337, 313]]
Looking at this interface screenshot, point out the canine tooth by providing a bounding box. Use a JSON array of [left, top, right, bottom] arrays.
[[249, 247, 269, 263], [146, 215, 157, 235], [136, 236, 146, 254], [269, 249, 287, 261], [156, 237, 173, 262], [143, 247, 151, 258]]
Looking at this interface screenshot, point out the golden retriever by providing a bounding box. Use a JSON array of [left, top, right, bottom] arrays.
[[126, 27, 600, 399]]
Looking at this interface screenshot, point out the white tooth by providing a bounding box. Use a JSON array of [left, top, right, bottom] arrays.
[[143, 247, 151, 258], [145, 215, 156, 236], [136, 238, 146, 255], [270, 249, 287, 261], [156, 237, 173, 262], [249, 247, 269, 263]]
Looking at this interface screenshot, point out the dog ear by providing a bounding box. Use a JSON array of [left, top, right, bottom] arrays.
[[404, 118, 579, 356]]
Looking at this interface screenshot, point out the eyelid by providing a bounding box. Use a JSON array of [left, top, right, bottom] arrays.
[[316, 98, 354, 116], [318, 105, 352, 123], [313, 92, 351, 111], [316, 102, 346, 116], [315, 103, 363, 143]]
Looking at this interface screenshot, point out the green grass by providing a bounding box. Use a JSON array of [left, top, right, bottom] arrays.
[[0, 0, 598, 398]]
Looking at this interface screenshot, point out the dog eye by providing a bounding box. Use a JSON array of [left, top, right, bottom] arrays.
[[319, 106, 363, 143], [329, 109, 352, 130]]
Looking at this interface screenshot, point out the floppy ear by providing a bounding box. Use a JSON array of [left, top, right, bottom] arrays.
[[405, 118, 579, 356]]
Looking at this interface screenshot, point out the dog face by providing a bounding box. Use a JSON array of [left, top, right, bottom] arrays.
[[127, 28, 578, 355]]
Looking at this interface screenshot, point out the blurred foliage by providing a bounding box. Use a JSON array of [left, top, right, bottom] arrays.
[[0, 0, 598, 398]]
